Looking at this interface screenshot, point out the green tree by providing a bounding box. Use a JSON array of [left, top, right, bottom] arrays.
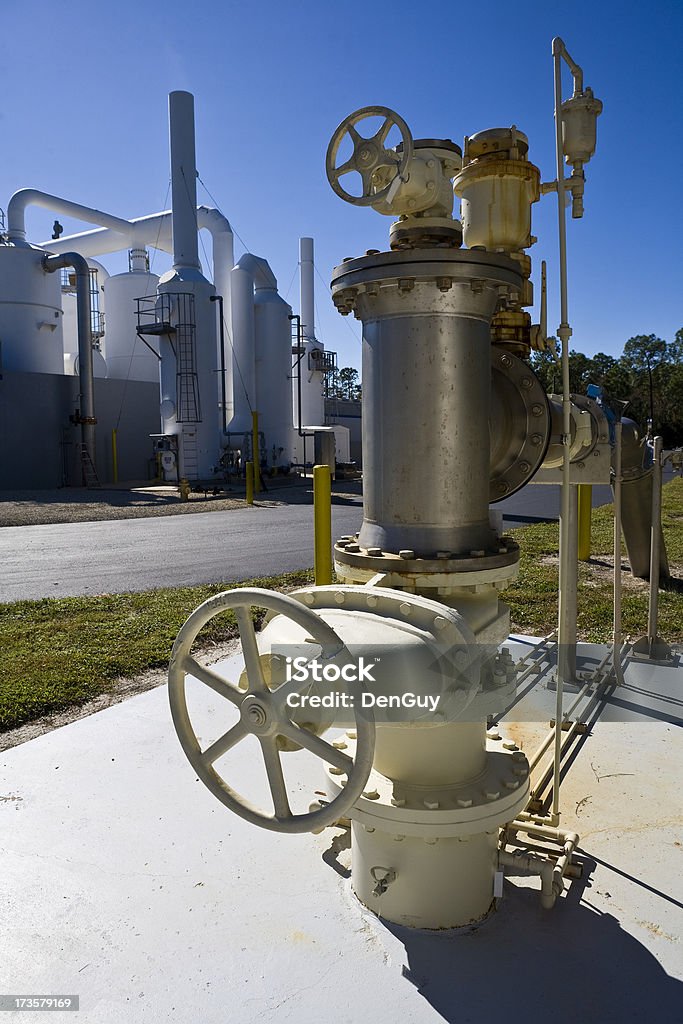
[[527, 329, 683, 445], [327, 366, 361, 401]]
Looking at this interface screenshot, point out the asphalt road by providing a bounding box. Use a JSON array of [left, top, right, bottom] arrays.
[[0, 503, 365, 603], [0, 483, 621, 603]]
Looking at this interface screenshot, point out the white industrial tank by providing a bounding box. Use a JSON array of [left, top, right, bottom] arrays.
[[228, 264, 257, 434], [104, 261, 160, 382], [254, 287, 294, 468], [0, 244, 64, 373]]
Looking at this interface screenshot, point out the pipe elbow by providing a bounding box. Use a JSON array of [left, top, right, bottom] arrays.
[[7, 188, 41, 241], [197, 205, 232, 236], [42, 251, 90, 277], [236, 253, 277, 291]]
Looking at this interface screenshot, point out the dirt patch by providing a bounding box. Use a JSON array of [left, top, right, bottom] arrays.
[[538, 552, 678, 594]]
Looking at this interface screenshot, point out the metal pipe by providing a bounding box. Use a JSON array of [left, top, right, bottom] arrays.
[[498, 849, 558, 910], [300, 237, 315, 344], [533, 718, 583, 805], [41, 206, 233, 286], [314, 465, 333, 585], [539, 260, 548, 342], [503, 822, 580, 906], [288, 313, 312, 470], [168, 91, 201, 273], [647, 436, 663, 644], [40, 205, 231, 263], [237, 253, 278, 291], [8, 188, 132, 244], [552, 37, 584, 96], [111, 429, 118, 484], [613, 420, 625, 685], [210, 295, 228, 435], [42, 252, 95, 468], [525, 646, 612, 774], [558, 485, 579, 683], [552, 37, 576, 703], [578, 484, 592, 560], [551, 36, 583, 824]]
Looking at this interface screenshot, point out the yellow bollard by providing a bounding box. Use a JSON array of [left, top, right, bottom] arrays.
[[578, 484, 592, 561], [246, 461, 254, 505], [111, 428, 118, 484], [252, 411, 261, 494], [313, 464, 332, 585]]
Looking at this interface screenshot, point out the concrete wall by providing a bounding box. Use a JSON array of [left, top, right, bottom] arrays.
[[0, 370, 160, 489], [325, 397, 362, 465]]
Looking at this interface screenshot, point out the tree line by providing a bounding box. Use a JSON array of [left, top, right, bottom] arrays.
[[529, 330, 683, 445]]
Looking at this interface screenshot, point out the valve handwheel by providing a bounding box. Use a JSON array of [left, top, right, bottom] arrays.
[[326, 105, 413, 206], [168, 588, 375, 834]]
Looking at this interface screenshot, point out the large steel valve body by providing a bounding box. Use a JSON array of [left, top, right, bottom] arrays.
[[332, 248, 522, 562]]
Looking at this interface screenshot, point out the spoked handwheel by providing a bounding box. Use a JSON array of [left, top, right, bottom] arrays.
[[168, 588, 375, 834]]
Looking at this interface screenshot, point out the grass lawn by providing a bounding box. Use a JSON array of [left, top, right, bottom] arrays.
[[1, 478, 681, 733], [502, 476, 683, 642], [0, 571, 314, 732]]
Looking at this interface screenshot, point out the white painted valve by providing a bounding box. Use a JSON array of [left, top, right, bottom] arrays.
[[168, 588, 375, 834]]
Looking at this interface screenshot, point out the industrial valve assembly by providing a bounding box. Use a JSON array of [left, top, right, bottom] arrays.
[[169, 45, 608, 930]]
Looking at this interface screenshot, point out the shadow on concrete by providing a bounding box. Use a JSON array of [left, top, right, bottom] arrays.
[[382, 866, 682, 1024]]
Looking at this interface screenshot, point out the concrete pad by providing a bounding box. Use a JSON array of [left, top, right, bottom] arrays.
[[1, 646, 681, 1023]]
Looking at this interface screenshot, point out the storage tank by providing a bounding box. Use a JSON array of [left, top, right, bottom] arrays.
[[0, 244, 64, 373], [104, 250, 160, 382], [228, 263, 257, 434], [254, 280, 294, 468]]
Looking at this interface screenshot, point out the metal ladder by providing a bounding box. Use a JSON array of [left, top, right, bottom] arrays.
[[176, 324, 201, 423], [180, 429, 199, 481], [78, 445, 101, 488]]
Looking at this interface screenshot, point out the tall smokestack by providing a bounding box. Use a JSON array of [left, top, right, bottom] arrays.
[[169, 91, 201, 273], [300, 237, 315, 343]]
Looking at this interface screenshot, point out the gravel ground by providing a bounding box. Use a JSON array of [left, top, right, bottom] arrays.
[[0, 478, 362, 528]]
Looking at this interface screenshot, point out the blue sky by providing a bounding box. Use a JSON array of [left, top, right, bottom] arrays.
[[1, 0, 681, 372]]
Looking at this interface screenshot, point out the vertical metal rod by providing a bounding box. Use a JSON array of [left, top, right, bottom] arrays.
[[245, 462, 254, 506], [577, 484, 592, 560], [647, 436, 664, 648], [613, 420, 625, 685], [313, 464, 332, 586], [210, 294, 228, 434], [251, 410, 261, 494], [42, 253, 96, 468], [111, 429, 118, 484], [552, 38, 575, 699], [551, 38, 574, 826]]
